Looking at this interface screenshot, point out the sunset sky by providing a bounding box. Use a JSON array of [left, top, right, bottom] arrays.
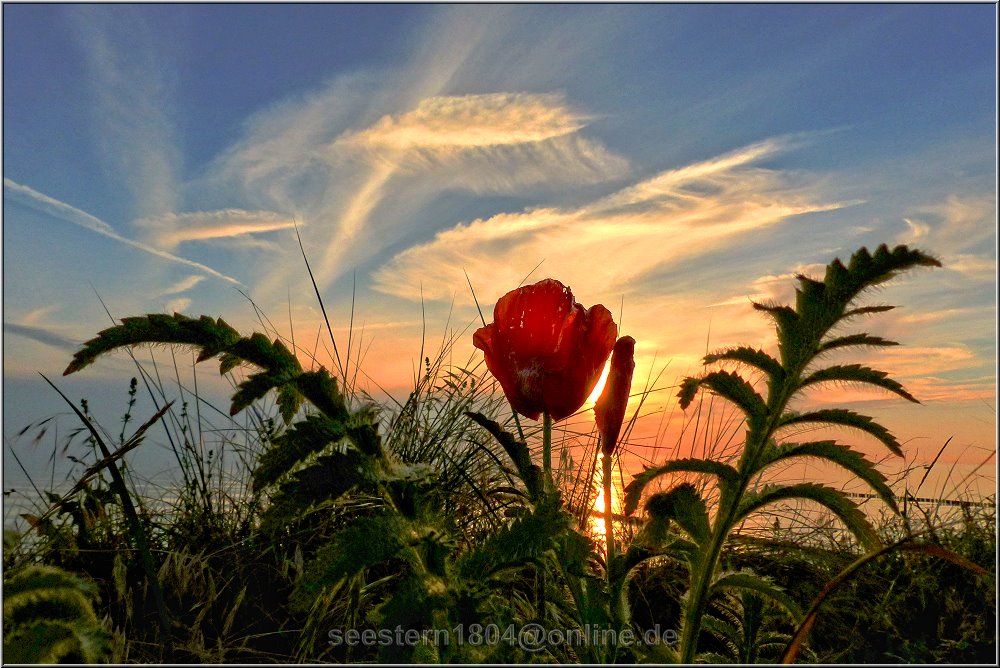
[[3, 4, 996, 502]]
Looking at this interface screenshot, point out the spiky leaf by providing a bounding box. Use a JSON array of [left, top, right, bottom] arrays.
[[779, 408, 903, 456], [799, 364, 918, 403], [218, 351, 242, 374], [259, 448, 375, 533], [751, 302, 799, 334], [703, 347, 784, 381], [677, 377, 702, 410], [253, 413, 348, 490], [455, 494, 571, 579], [227, 332, 299, 373], [836, 244, 941, 301], [230, 371, 287, 417], [710, 571, 802, 623], [371, 573, 452, 662], [643, 483, 710, 545], [275, 384, 304, 424], [624, 459, 738, 516], [465, 411, 543, 500], [3, 565, 111, 664], [842, 304, 896, 319], [294, 369, 349, 421], [62, 313, 342, 425], [757, 440, 897, 513], [736, 483, 881, 551], [292, 514, 411, 609], [64, 313, 242, 375], [677, 371, 767, 429], [817, 333, 899, 354]]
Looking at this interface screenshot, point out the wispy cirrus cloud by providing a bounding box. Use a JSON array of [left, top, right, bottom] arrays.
[[133, 209, 298, 250], [215, 87, 628, 299], [206, 6, 633, 301], [898, 193, 996, 281], [332, 93, 626, 192], [3, 179, 242, 286], [70, 6, 180, 218], [372, 137, 849, 304], [311, 92, 627, 288], [336, 93, 588, 151], [2, 322, 78, 352], [158, 275, 206, 297]]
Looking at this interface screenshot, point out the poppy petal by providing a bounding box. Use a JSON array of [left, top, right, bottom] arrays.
[[474, 279, 617, 422]]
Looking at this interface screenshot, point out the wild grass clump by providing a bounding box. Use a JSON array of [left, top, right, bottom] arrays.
[[3, 243, 994, 663]]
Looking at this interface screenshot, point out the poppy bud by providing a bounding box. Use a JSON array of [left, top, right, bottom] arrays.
[[594, 336, 635, 456]]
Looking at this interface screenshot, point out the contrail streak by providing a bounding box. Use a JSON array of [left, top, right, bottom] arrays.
[[4, 178, 244, 286]]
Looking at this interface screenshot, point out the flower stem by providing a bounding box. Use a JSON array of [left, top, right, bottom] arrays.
[[542, 412, 553, 489], [602, 450, 615, 566]]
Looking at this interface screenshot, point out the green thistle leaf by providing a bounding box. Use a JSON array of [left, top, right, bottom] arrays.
[[465, 411, 543, 500], [817, 333, 899, 354], [779, 408, 903, 456], [710, 571, 802, 623], [644, 482, 710, 545], [757, 440, 897, 513], [703, 347, 784, 381], [253, 413, 348, 490], [624, 458, 738, 516], [736, 482, 881, 551], [799, 364, 918, 403]]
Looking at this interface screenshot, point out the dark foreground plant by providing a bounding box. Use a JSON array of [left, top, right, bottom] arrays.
[[621, 244, 942, 661], [36, 242, 992, 664], [2, 564, 112, 663]]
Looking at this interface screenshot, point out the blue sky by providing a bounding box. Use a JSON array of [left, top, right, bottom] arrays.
[[3, 4, 996, 499]]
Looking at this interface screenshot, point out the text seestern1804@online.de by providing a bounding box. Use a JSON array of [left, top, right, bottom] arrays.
[[328, 623, 679, 652]]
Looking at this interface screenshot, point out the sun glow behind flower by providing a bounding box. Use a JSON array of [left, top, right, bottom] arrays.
[[585, 362, 611, 407]]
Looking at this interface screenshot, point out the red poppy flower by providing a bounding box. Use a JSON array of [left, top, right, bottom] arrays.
[[595, 336, 636, 456], [473, 279, 618, 422]]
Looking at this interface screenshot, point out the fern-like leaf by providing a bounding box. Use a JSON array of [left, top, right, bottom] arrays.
[[253, 413, 348, 490], [624, 459, 738, 516], [751, 301, 799, 332], [841, 304, 896, 319], [455, 494, 572, 579], [836, 244, 941, 300], [294, 369, 349, 421], [643, 483, 710, 545], [465, 412, 543, 500], [710, 571, 802, 623], [677, 377, 702, 410], [703, 347, 784, 382], [259, 448, 375, 533], [218, 351, 242, 374], [817, 333, 899, 354], [735, 483, 881, 551], [291, 514, 411, 609], [677, 371, 767, 429], [779, 408, 903, 456], [226, 332, 299, 373], [62, 313, 351, 425], [230, 371, 290, 417], [3, 565, 111, 664], [64, 313, 242, 375], [799, 364, 918, 403], [757, 440, 897, 513]]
